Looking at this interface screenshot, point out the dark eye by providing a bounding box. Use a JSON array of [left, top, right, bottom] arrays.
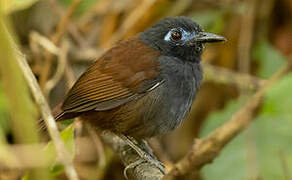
[[171, 30, 182, 41]]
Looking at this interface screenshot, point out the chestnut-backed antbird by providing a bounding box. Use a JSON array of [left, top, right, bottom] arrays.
[[43, 17, 225, 173]]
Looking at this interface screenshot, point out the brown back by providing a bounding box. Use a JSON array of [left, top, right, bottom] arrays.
[[61, 37, 162, 113]]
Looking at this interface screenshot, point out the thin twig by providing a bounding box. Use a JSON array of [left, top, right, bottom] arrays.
[[163, 62, 291, 179], [51, 0, 83, 45], [237, 0, 257, 73], [30, 31, 60, 55], [39, 0, 83, 91], [203, 63, 265, 90], [7, 32, 80, 180], [104, 0, 157, 48], [29, 32, 69, 97], [45, 41, 69, 96], [48, 0, 88, 47]]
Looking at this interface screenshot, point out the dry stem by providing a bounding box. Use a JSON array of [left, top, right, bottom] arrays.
[[11, 34, 80, 180]]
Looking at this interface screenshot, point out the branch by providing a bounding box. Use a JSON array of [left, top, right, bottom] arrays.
[[44, 41, 69, 96], [163, 62, 291, 180], [237, 0, 257, 73], [101, 132, 165, 180], [4, 28, 80, 180], [203, 63, 265, 90]]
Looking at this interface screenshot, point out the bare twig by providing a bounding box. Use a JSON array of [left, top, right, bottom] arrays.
[[39, 0, 83, 91], [30, 31, 60, 55], [48, 0, 88, 47], [104, 0, 157, 48], [45, 41, 69, 96], [29, 32, 69, 97], [163, 62, 292, 179], [203, 63, 265, 90], [237, 0, 257, 73], [51, 0, 83, 45], [6, 30, 80, 180]]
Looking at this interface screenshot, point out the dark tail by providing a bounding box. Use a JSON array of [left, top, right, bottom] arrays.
[[38, 103, 65, 132]]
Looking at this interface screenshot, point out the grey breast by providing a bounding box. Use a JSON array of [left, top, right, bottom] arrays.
[[139, 56, 202, 137]]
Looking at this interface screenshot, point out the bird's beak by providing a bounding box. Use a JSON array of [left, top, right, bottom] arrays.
[[191, 32, 226, 44]]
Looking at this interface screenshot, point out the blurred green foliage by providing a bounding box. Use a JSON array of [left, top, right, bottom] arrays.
[[200, 97, 248, 180], [192, 10, 225, 34], [201, 75, 292, 179], [253, 40, 286, 78]]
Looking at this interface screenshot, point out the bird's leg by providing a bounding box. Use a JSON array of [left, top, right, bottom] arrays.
[[120, 135, 165, 177]]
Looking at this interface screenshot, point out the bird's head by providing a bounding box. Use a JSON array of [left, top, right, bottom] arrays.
[[139, 17, 226, 62]]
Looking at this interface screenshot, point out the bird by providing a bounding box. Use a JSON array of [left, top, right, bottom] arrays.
[[41, 16, 225, 174]]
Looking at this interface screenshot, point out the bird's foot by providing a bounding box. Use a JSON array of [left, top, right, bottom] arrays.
[[123, 154, 165, 179], [121, 135, 166, 177], [124, 159, 145, 179]]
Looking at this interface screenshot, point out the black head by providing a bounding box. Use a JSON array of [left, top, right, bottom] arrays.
[[139, 17, 226, 62]]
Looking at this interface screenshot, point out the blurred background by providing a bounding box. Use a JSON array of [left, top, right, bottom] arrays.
[[0, 0, 292, 179]]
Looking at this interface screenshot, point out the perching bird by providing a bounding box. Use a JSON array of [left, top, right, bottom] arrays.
[[42, 16, 225, 173]]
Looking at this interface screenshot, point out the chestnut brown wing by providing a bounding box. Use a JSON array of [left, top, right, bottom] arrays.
[[61, 38, 162, 113]]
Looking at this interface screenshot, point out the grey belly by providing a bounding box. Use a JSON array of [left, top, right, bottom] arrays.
[[129, 83, 196, 138]]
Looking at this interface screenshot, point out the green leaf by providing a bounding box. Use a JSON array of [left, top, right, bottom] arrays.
[[50, 164, 65, 177], [21, 172, 29, 180], [44, 125, 75, 166], [25, 125, 75, 178], [201, 75, 292, 180], [253, 40, 286, 78]]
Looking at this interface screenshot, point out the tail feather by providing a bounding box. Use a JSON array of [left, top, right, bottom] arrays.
[[52, 103, 65, 121], [38, 103, 65, 132]]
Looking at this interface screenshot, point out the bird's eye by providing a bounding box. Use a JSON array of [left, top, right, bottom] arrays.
[[171, 30, 182, 41]]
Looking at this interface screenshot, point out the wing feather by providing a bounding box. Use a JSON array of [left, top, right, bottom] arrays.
[[62, 38, 162, 112]]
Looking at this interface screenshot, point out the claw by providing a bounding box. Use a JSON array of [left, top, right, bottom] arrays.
[[120, 135, 166, 178], [124, 159, 146, 179]]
